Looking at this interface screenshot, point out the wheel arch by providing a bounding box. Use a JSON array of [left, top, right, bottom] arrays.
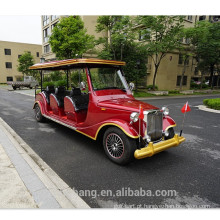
[[33, 101, 45, 115], [96, 121, 139, 141]]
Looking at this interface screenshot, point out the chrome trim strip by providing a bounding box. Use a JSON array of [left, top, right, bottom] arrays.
[[43, 114, 77, 131]]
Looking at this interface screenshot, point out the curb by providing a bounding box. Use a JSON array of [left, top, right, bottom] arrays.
[[196, 105, 220, 114], [136, 93, 220, 100], [0, 117, 90, 209]]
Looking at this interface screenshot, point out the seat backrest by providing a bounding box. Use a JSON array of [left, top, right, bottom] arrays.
[[53, 86, 66, 107], [43, 85, 55, 104], [70, 94, 89, 112], [55, 86, 66, 96], [46, 85, 55, 94], [70, 88, 81, 96]]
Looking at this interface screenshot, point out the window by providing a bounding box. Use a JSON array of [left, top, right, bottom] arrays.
[[176, 76, 187, 86], [187, 16, 192, 21], [36, 52, 39, 57], [194, 67, 198, 75], [199, 16, 206, 21], [18, 55, 22, 58], [178, 54, 183, 65], [179, 54, 189, 65], [51, 15, 59, 21], [7, 77, 13, 81], [43, 15, 49, 26], [4, 48, 11, 55], [44, 45, 50, 53], [139, 28, 151, 41], [51, 22, 58, 30], [5, 62, 12, 68], [185, 56, 189, 65], [185, 38, 190, 44], [213, 16, 220, 22], [43, 27, 50, 43]]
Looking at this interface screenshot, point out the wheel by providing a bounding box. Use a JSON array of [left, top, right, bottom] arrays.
[[34, 103, 45, 122], [30, 87, 32, 89], [12, 86, 16, 90], [165, 127, 175, 140], [103, 127, 137, 165]]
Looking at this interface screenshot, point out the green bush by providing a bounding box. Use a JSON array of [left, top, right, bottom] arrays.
[[42, 81, 55, 88], [191, 81, 210, 89], [203, 98, 220, 110], [43, 75, 52, 82], [50, 71, 63, 81], [146, 85, 158, 91], [54, 80, 67, 87]]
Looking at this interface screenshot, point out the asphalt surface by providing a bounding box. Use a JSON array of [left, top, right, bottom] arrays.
[[0, 88, 219, 208]]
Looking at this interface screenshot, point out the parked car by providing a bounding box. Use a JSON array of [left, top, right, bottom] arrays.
[[7, 76, 38, 90], [30, 58, 185, 165]]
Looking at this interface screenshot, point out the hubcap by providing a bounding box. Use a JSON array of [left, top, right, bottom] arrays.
[[35, 106, 40, 120], [106, 133, 124, 159]]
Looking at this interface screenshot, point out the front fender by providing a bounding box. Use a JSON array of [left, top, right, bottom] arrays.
[[33, 101, 46, 115], [163, 115, 176, 131], [77, 119, 139, 140]]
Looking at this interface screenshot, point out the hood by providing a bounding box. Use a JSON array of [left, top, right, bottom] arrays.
[[98, 98, 158, 112]]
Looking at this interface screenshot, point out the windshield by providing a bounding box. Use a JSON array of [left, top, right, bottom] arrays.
[[89, 67, 129, 91]]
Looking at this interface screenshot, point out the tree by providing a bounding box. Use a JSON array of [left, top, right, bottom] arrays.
[[49, 16, 95, 59], [96, 16, 148, 89], [136, 16, 184, 90], [185, 21, 220, 88], [17, 52, 36, 78]]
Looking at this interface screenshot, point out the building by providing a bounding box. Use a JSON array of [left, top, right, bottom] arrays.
[[41, 15, 219, 90], [41, 15, 101, 61], [0, 41, 41, 83]]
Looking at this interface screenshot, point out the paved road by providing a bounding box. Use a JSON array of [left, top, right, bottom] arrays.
[[0, 88, 219, 208]]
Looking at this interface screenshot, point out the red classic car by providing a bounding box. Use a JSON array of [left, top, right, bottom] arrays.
[[30, 58, 185, 165]]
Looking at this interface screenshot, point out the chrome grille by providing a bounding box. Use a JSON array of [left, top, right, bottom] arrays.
[[147, 110, 163, 141]]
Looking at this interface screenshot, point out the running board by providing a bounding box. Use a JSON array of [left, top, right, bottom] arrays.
[[43, 114, 77, 131]]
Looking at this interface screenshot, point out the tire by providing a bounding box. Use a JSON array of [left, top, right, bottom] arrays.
[[30, 87, 32, 89], [34, 103, 45, 122], [165, 127, 175, 140], [12, 86, 16, 90], [103, 127, 137, 165]]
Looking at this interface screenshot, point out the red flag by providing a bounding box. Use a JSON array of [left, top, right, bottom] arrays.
[[139, 104, 144, 120], [181, 102, 191, 113]]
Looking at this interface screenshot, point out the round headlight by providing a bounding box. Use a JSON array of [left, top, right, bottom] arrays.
[[164, 130, 169, 137], [130, 112, 139, 123], [146, 135, 151, 143], [162, 107, 169, 116]]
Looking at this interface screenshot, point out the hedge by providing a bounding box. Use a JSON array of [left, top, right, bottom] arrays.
[[203, 98, 220, 110]]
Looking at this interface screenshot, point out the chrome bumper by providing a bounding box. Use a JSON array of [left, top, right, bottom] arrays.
[[134, 134, 185, 159]]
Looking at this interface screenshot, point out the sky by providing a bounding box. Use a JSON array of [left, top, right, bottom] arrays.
[[0, 0, 218, 46], [0, 16, 41, 45]]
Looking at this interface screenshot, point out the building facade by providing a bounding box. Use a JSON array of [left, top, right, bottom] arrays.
[[0, 41, 41, 83], [41, 15, 101, 61], [41, 15, 219, 90]]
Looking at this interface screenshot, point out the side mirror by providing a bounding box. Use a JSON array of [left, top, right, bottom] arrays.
[[80, 81, 86, 91], [129, 82, 135, 91]]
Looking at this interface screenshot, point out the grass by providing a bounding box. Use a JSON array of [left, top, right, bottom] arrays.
[[203, 98, 220, 110], [133, 90, 156, 97]]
